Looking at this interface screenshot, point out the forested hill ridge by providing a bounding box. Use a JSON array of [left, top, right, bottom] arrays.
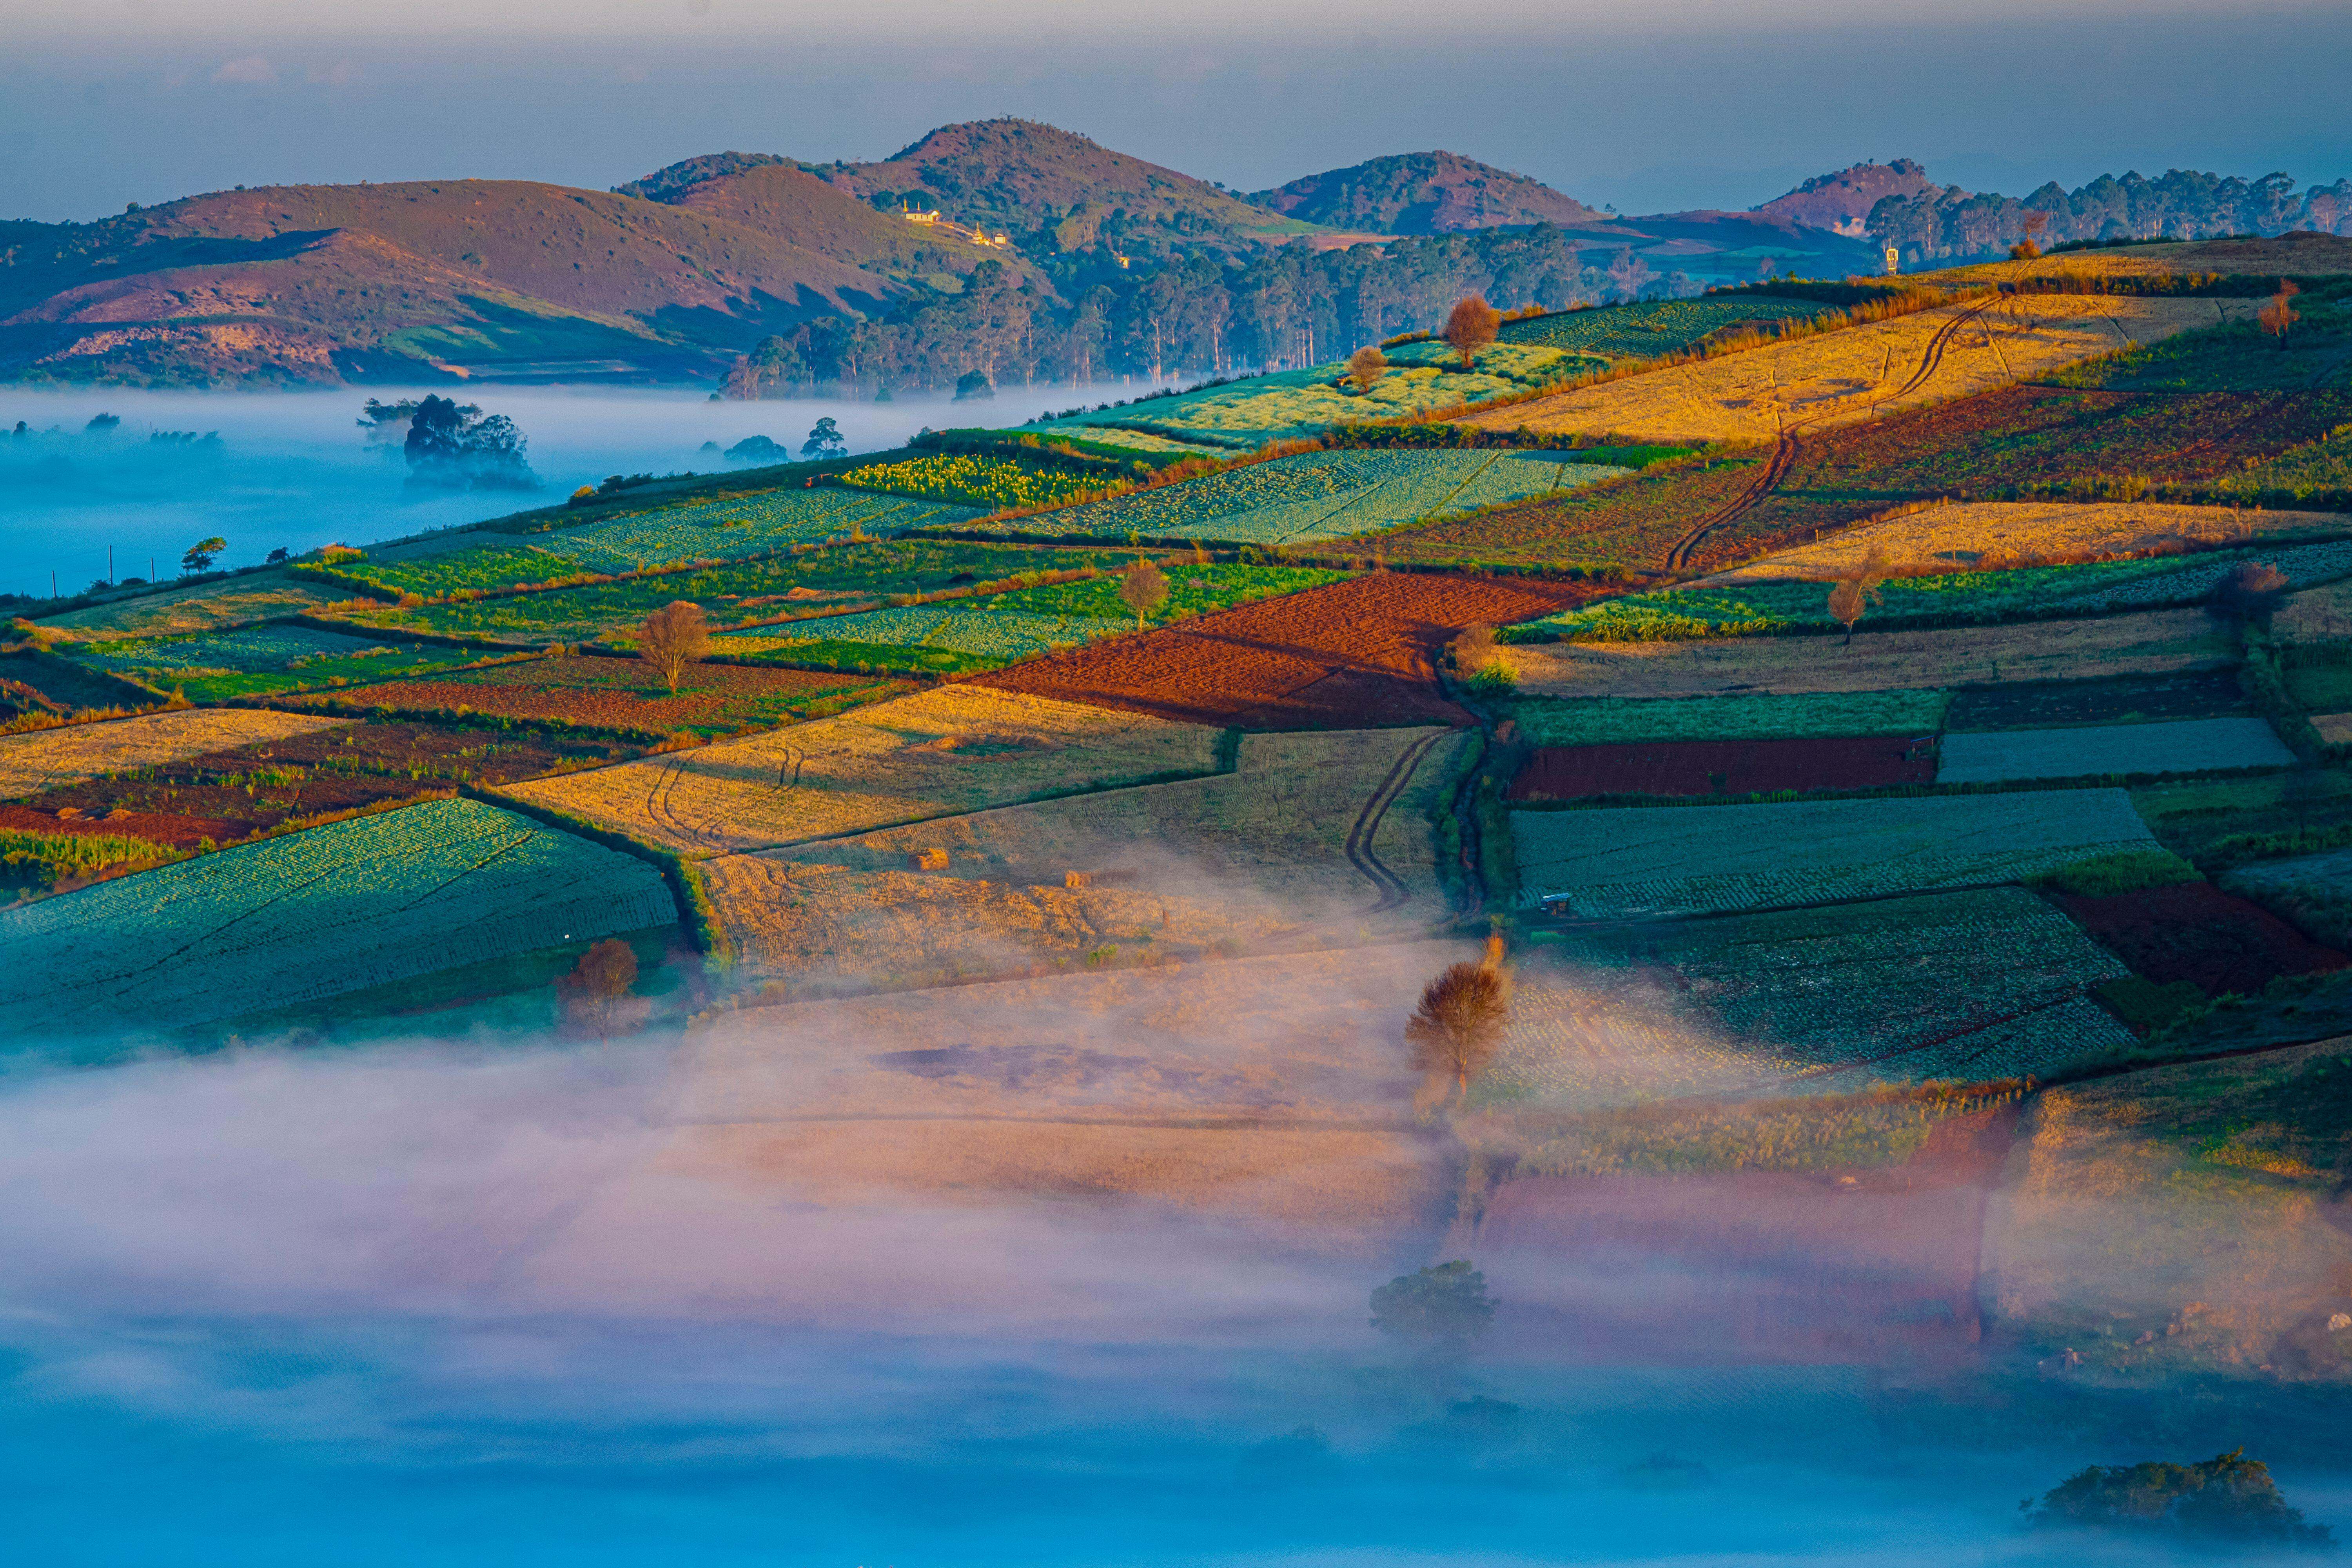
[[1869, 167, 2352, 265], [1754, 160, 1935, 233], [1248, 151, 1606, 235]]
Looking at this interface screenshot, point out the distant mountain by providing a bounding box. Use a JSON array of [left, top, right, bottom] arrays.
[[1866, 167, 2352, 265], [1249, 151, 1602, 235], [0, 176, 1025, 388], [806, 119, 1319, 253], [1753, 160, 1934, 234]]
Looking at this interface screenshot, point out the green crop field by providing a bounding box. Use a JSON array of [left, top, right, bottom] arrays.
[[1498, 689, 1949, 745], [1497, 296, 1834, 360], [2222, 426, 2352, 499], [837, 452, 1114, 510], [1031, 341, 1594, 448], [1939, 718, 2295, 784], [1514, 787, 2159, 917], [338, 539, 1153, 645], [956, 448, 1628, 545], [0, 796, 679, 1041], [2041, 291, 2352, 393], [66, 624, 506, 702], [1489, 887, 2131, 1111], [2222, 846, 2352, 949]]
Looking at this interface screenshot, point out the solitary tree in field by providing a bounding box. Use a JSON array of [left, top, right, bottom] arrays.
[[2214, 561, 2292, 619], [1370, 1259, 1496, 1363], [637, 600, 710, 693], [2259, 279, 2302, 348], [1118, 558, 1169, 629], [1450, 622, 1497, 679], [559, 937, 639, 1038], [1406, 958, 1511, 1108], [180, 536, 227, 574], [2011, 209, 2051, 261], [1827, 547, 1891, 646], [1443, 296, 1502, 370], [1348, 344, 1389, 391]]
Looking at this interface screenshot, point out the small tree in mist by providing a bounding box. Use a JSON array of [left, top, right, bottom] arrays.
[[1607, 248, 1655, 301], [1406, 958, 1511, 1109], [1347, 344, 1389, 390], [637, 600, 710, 694], [1826, 547, 1891, 646], [2023, 1449, 2333, 1550], [2259, 279, 2302, 349], [1371, 1259, 1496, 1370], [1118, 558, 1169, 630], [1444, 296, 1502, 370], [559, 937, 638, 1038]]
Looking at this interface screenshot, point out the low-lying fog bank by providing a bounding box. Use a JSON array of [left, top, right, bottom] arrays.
[[1, 1033, 2345, 1564], [0, 380, 1172, 598]]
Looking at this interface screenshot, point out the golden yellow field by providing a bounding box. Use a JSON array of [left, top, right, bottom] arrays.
[[1984, 1036, 2352, 1378], [1926, 232, 2352, 285], [704, 728, 1470, 982], [1459, 294, 2253, 445], [499, 684, 1225, 855], [0, 708, 348, 798], [1506, 607, 2234, 699], [37, 572, 349, 643], [1688, 500, 2347, 587], [2278, 579, 2352, 648]]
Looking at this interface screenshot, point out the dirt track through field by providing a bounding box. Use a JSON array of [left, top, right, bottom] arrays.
[[1345, 728, 1447, 911]]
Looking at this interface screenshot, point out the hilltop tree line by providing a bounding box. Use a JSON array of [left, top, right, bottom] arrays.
[[724, 224, 1692, 399], [1868, 168, 2352, 264]]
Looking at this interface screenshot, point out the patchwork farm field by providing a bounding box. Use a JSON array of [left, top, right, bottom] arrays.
[[958, 448, 1630, 547], [2278, 579, 2352, 647], [1033, 341, 1591, 449], [35, 571, 348, 643], [1497, 296, 1835, 359], [837, 451, 1123, 510], [1942, 670, 2254, 730], [975, 571, 1586, 728], [1509, 735, 1936, 801], [501, 684, 1226, 856], [2223, 847, 2352, 950], [68, 623, 515, 702], [1513, 788, 2157, 917], [704, 728, 1470, 985], [1936, 717, 2294, 784], [1458, 294, 2253, 445], [2042, 293, 2352, 393], [2, 718, 632, 850], [283, 655, 904, 739], [341, 539, 1156, 644], [2057, 880, 2347, 997], [1690, 500, 2350, 586], [0, 708, 345, 799], [0, 796, 679, 1040], [1488, 887, 2132, 1109], [1498, 689, 1947, 746], [1504, 608, 2236, 699]]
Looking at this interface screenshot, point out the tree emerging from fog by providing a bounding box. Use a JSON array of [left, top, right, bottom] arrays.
[[401, 395, 539, 492], [1371, 1260, 1497, 1359], [2024, 1449, 2335, 1550], [1406, 957, 1510, 1107]]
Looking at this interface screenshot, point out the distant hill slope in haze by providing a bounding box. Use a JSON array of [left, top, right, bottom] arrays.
[[1754, 160, 1935, 232], [1249, 151, 1602, 234], [0, 178, 989, 388]]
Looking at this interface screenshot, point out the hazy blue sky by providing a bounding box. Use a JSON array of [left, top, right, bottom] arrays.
[[4, 1, 2347, 220]]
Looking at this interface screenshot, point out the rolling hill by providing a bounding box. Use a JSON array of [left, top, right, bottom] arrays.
[[1248, 151, 1604, 235]]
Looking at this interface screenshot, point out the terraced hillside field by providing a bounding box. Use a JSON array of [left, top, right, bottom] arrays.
[[1458, 294, 2254, 445], [35, 571, 348, 643], [67, 623, 515, 703], [1504, 608, 2235, 699], [0, 708, 346, 798], [1513, 788, 2158, 917], [1497, 296, 1836, 360], [703, 727, 1471, 985], [0, 797, 679, 1040], [974, 571, 1587, 729], [501, 684, 1226, 856]]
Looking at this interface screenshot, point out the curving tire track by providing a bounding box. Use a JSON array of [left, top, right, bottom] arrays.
[[1343, 730, 1449, 913]]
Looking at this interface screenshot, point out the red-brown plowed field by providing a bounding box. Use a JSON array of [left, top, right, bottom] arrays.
[[1508, 735, 1936, 801], [970, 573, 1593, 729], [0, 800, 238, 848], [2058, 881, 2349, 996], [1471, 1110, 2014, 1367], [279, 656, 907, 738]]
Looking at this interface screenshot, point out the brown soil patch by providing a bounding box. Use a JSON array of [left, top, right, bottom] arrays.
[[0, 801, 240, 848], [2058, 881, 2349, 996], [1509, 734, 1935, 801], [1474, 1109, 2015, 1365], [970, 573, 1587, 729]]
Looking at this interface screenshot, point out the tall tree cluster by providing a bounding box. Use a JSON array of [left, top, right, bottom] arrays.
[[1868, 169, 2352, 265]]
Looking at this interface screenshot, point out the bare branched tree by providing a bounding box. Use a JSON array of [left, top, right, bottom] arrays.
[[559, 937, 639, 1038], [2259, 279, 2303, 349], [638, 600, 710, 694], [1443, 296, 1502, 370], [1118, 558, 1169, 630], [1406, 959, 1512, 1108], [1827, 547, 1892, 646]]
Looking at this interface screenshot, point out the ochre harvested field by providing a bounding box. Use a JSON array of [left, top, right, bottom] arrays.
[[0, 708, 347, 799], [502, 685, 1225, 856], [1984, 1038, 2352, 1380], [7, 720, 630, 847], [2058, 882, 2348, 996], [34, 571, 348, 643], [1689, 500, 2349, 587], [1471, 1112, 2012, 1365], [1509, 735, 1935, 801], [1457, 294, 2250, 445], [1505, 608, 2235, 700], [283, 655, 905, 739], [969, 572, 1581, 728], [704, 728, 1469, 983], [1931, 232, 2352, 283]]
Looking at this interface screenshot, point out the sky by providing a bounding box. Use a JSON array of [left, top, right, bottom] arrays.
[[3, 0, 2349, 221]]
